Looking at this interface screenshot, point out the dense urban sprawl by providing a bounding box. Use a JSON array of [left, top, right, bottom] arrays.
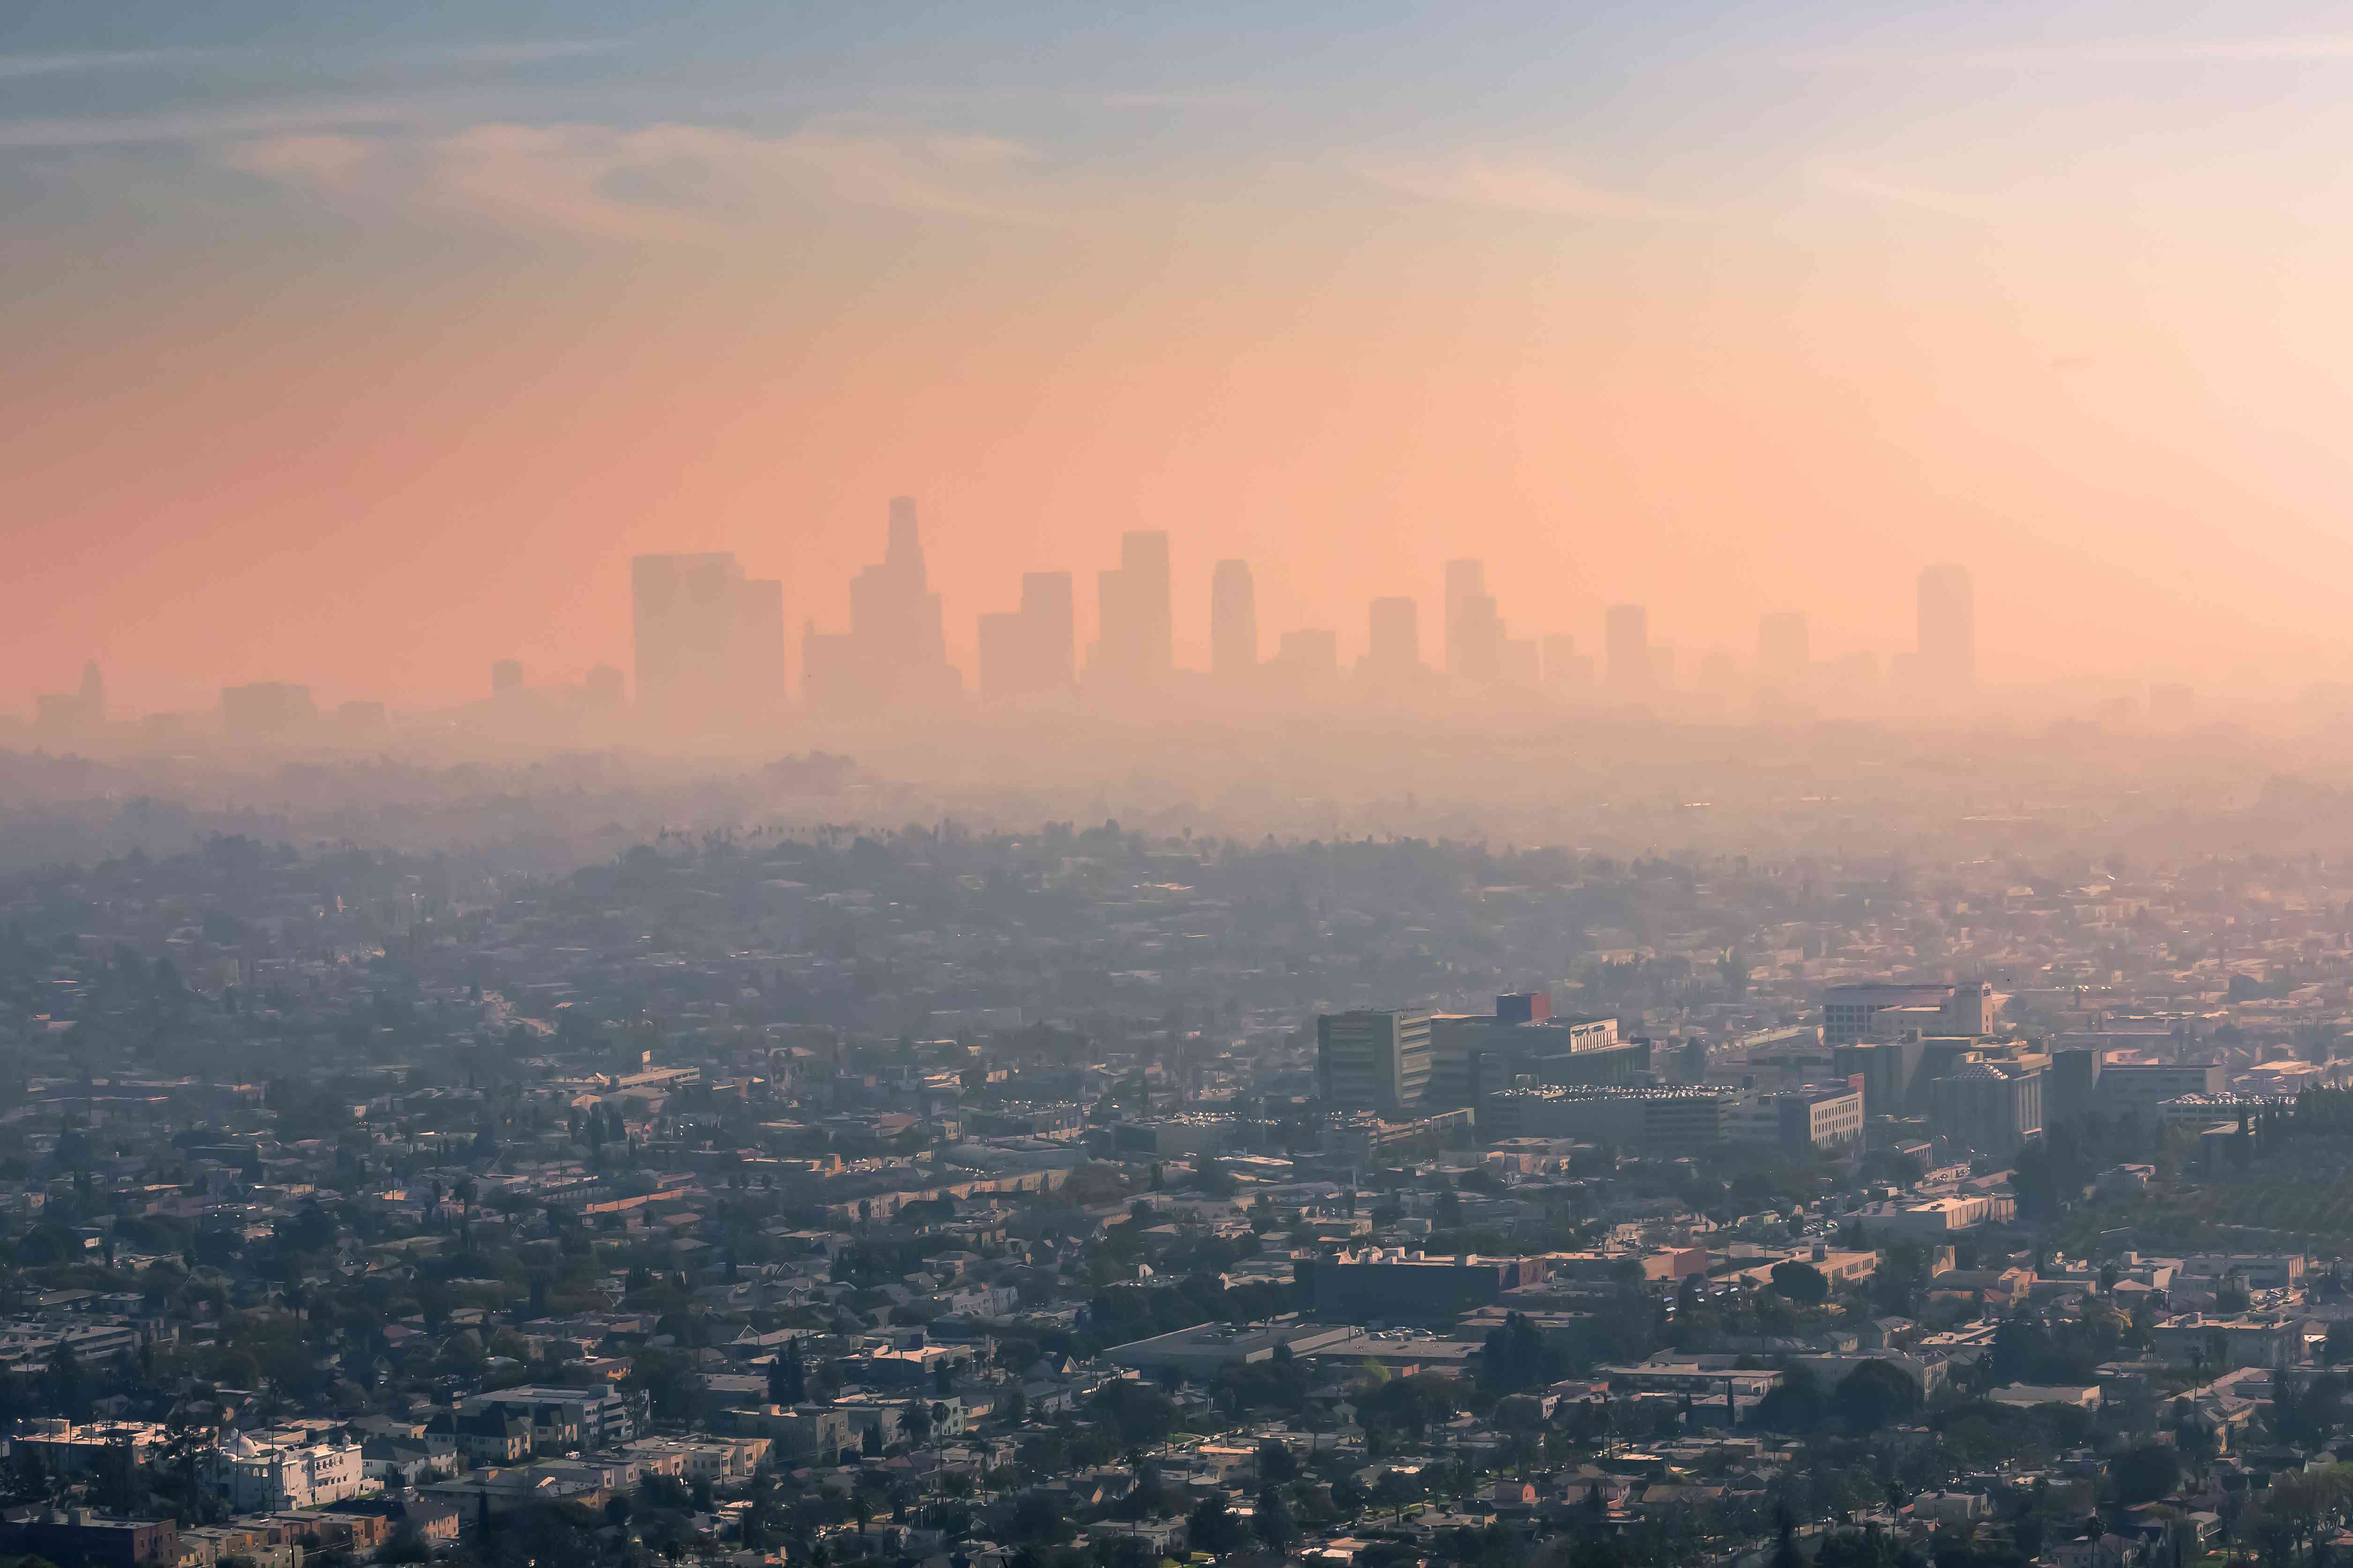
[[3, 829, 2353, 1568]]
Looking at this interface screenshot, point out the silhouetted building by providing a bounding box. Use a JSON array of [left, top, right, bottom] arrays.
[[1364, 596, 1421, 683], [978, 571, 1075, 702], [583, 664, 625, 708], [1926, 1061, 2044, 1157], [0, 1507, 176, 1568], [1023, 572, 1076, 690], [1090, 530, 1172, 687], [36, 660, 105, 734], [1444, 559, 1501, 681], [1308, 1249, 1546, 1321], [1210, 559, 1257, 679], [221, 682, 315, 737], [633, 552, 783, 730], [1425, 1005, 1640, 1108], [1496, 991, 1551, 1024], [804, 497, 958, 713], [1823, 981, 1993, 1045], [1757, 612, 1808, 697], [1317, 1009, 1432, 1111], [1605, 604, 1650, 696], [1916, 563, 1975, 699], [1541, 634, 1592, 699]]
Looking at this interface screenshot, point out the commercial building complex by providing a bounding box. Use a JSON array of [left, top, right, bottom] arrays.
[[1316, 1009, 1432, 1112]]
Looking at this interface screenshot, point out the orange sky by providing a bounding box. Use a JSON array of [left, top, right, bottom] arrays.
[[10, 4, 2353, 712]]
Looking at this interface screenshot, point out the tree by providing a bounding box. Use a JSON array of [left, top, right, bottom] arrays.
[[1434, 1187, 1464, 1229], [1479, 1312, 1563, 1395], [2114, 1443, 2182, 1506], [41, 1343, 87, 1423], [770, 1337, 806, 1405], [1254, 1487, 1298, 1553], [280, 1204, 334, 1255], [1117, 1459, 1167, 1521], [1089, 1380, 1177, 1448], [380, 1525, 430, 1563], [1255, 1441, 1297, 1486], [1771, 1261, 1830, 1306], [1356, 1374, 1460, 1440], [1834, 1361, 1922, 1433], [1186, 1496, 1245, 1556]]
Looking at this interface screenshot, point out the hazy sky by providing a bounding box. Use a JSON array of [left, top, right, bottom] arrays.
[[11, 0, 2353, 711]]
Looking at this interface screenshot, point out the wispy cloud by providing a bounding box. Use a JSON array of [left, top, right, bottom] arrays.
[[1358, 154, 1692, 221], [1808, 165, 2000, 219], [218, 119, 1069, 239], [0, 39, 619, 80], [1791, 34, 2353, 70], [0, 101, 427, 151]]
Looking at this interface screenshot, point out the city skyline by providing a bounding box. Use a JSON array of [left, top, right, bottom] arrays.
[[17, 5, 2353, 710], [16, 11, 2353, 1555], [21, 488, 2007, 735]]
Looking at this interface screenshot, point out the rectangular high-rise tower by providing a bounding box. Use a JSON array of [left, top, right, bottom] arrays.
[[1443, 559, 1501, 680], [1090, 531, 1173, 685], [1366, 596, 1420, 680], [633, 553, 783, 730], [1317, 1008, 1432, 1111], [1210, 559, 1257, 679], [978, 570, 1077, 702]]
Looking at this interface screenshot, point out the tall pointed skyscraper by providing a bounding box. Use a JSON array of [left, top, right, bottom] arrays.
[[1443, 559, 1502, 681], [804, 497, 960, 711]]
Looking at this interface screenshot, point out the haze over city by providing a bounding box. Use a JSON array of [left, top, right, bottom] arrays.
[[18, 1, 2353, 726], [30, 11, 2353, 1568]]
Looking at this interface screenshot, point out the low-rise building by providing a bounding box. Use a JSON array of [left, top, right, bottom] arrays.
[[15, 1420, 166, 1473], [1102, 1321, 1361, 1379], [458, 1387, 638, 1452], [1305, 1249, 1551, 1321], [204, 1428, 367, 1511], [0, 1506, 177, 1568], [2148, 1313, 2303, 1370]]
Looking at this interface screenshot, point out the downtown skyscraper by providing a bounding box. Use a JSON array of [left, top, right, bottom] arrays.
[[631, 553, 784, 731], [1209, 559, 1258, 679], [978, 571, 1076, 702], [1089, 530, 1173, 687], [803, 497, 959, 712]]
